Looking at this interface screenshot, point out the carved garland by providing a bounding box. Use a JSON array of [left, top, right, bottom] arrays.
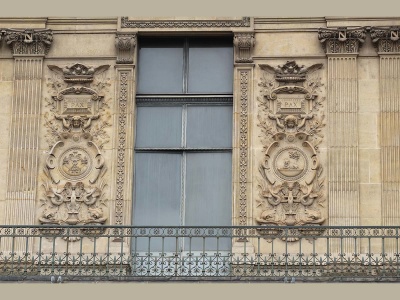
[[256, 61, 326, 241], [121, 17, 251, 28], [115, 71, 128, 225], [239, 71, 249, 226]]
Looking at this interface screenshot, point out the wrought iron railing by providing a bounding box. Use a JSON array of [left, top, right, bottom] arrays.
[[1, 225, 400, 281]]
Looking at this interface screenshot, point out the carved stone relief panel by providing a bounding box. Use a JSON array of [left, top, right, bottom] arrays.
[[256, 61, 326, 241], [39, 63, 112, 238]]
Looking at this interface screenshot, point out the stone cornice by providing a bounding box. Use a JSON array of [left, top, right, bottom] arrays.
[[3, 28, 53, 56], [120, 17, 251, 29], [370, 27, 400, 53], [318, 27, 366, 54]]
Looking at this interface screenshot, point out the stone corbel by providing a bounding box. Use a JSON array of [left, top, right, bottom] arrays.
[[370, 27, 400, 53], [318, 27, 366, 54], [3, 28, 53, 56], [234, 32, 255, 63], [115, 32, 137, 64]]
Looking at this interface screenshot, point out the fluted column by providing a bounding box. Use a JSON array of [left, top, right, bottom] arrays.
[[4, 29, 53, 229], [319, 28, 366, 254], [371, 27, 400, 227]]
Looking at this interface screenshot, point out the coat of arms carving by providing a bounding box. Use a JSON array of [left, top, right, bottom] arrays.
[[256, 61, 326, 241], [39, 63, 111, 239]]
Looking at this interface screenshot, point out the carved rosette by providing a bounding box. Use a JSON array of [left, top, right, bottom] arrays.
[[257, 61, 326, 241], [234, 32, 255, 63], [371, 27, 400, 53], [4, 29, 53, 55], [40, 63, 111, 239], [115, 33, 137, 64], [318, 27, 366, 54]]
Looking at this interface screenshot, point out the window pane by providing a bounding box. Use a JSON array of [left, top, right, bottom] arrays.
[[186, 105, 232, 148], [137, 39, 184, 93], [134, 153, 182, 252], [184, 152, 232, 250], [136, 106, 182, 148], [188, 43, 233, 93]]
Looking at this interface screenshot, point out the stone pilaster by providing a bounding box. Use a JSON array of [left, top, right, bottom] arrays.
[[112, 33, 136, 231], [371, 27, 400, 228], [4, 29, 52, 230], [319, 27, 366, 248], [232, 33, 254, 253], [1, 29, 52, 254]]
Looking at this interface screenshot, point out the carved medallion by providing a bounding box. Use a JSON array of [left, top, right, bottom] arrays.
[[59, 147, 92, 180]]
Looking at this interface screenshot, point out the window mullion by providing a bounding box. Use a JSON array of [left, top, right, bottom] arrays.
[[183, 38, 189, 93]]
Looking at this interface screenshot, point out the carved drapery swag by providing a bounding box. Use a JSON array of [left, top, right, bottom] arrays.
[[40, 63, 112, 239], [318, 27, 366, 54], [257, 61, 326, 241], [371, 27, 400, 53]]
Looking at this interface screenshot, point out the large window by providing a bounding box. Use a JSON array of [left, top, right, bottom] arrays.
[[133, 37, 233, 252]]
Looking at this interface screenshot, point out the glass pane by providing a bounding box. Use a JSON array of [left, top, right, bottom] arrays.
[[188, 43, 233, 93], [134, 153, 182, 252], [136, 106, 182, 148], [137, 39, 184, 93], [186, 105, 232, 148], [184, 152, 232, 250]]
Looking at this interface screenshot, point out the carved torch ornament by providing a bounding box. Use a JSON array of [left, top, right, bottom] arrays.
[[257, 61, 326, 241], [40, 63, 111, 238]]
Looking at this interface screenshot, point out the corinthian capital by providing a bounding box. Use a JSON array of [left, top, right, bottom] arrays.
[[4, 29, 53, 56], [370, 27, 400, 53], [115, 33, 137, 64], [234, 32, 255, 63], [318, 27, 366, 54]]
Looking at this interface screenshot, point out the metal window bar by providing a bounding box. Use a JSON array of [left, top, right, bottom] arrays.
[[0, 225, 400, 281]]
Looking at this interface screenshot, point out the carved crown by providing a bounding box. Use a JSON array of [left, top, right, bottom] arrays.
[[48, 63, 110, 83], [259, 61, 323, 84]]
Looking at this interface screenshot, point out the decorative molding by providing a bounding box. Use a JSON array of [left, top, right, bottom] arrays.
[[234, 32, 255, 63], [318, 27, 366, 54], [115, 71, 128, 225], [257, 61, 325, 241], [115, 33, 136, 64], [3, 29, 53, 55], [121, 17, 251, 28], [371, 27, 400, 53], [239, 71, 249, 226]]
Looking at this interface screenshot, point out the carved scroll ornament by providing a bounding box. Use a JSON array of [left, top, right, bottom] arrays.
[[40, 63, 111, 239], [257, 61, 326, 241]]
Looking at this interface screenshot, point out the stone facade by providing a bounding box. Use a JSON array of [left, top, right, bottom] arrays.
[[0, 17, 399, 256]]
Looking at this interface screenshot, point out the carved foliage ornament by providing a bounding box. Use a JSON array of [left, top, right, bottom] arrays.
[[370, 27, 400, 53], [318, 27, 366, 54], [41, 63, 111, 238], [234, 32, 255, 63], [115, 33, 137, 64], [121, 17, 251, 28], [3, 29, 53, 55], [257, 61, 326, 241]]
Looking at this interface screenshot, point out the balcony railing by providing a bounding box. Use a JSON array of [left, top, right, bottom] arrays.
[[1, 225, 400, 282]]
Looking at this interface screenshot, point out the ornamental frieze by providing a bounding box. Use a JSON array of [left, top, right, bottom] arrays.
[[256, 61, 326, 241], [39, 63, 111, 238]]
